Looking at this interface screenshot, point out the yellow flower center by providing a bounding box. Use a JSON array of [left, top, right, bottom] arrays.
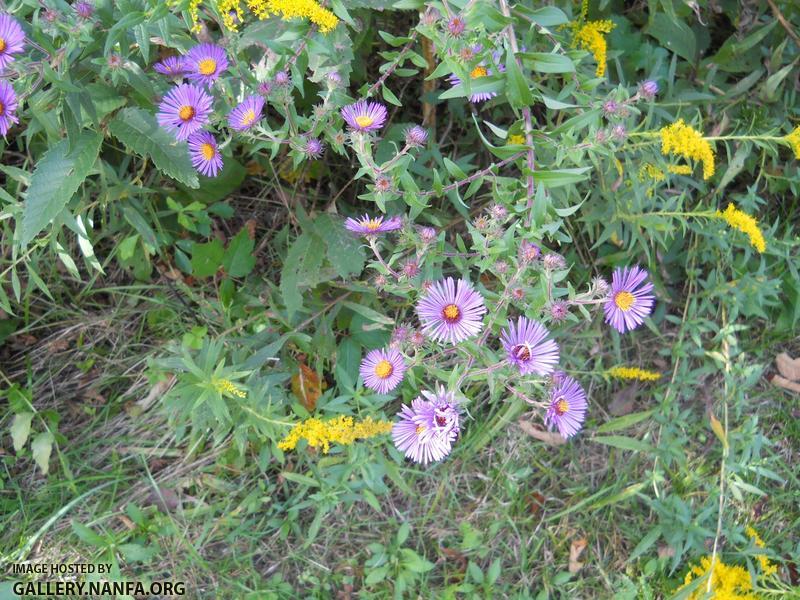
[[555, 398, 569, 415], [0, 38, 6, 53], [241, 109, 257, 126], [355, 115, 374, 128], [374, 360, 393, 379], [415, 425, 425, 435], [364, 219, 382, 231], [200, 143, 216, 161], [470, 66, 488, 79], [198, 58, 217, 75], [178, 105, 195, 122], [442, 304, 460, 322], [614, 291, 635, 311]]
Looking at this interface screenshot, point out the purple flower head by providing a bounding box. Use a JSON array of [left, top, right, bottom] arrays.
[[418, 226, 437, 244], [156, 83, 213, 141], [511, 287, 525, 301], [0, 80, 19, 135], [392, 387, 459, 465], [304, 138, 324, 159], [404, 125, 428, 148], [341, 100, 388, 133], [374, 176, 392, 193], [185, 43, 228, 87], [0, 14, 26, 70], [344, 213, 403, 236], [274, 70, 290, 87], [611, 124, 627, 141], [542, 253, 566, 271], [519, 241, 541, 264], [602, 99, 618, 117], [500, 316, 560, 376], [154, 56, 187, 77], [639, 80, 659, 99], [604, 265, 655, 333], [326, 71, 341, 88], [447, 16, 466, 37], [410, 331, 425, 346], [490, 203, 507, 220], [545, 375, 588, 439], [402, 260, 420, 278], [494, 260, 509, 275], [360, 347, 407, 394], [187, 131, 223, 177], [257, 80, 273, 96], [228, 95, 264, 131], [550, 301, 569, 322], [416, 277, 486, 344], [391, 325, 410, 345], [73, 1, 94, 19]]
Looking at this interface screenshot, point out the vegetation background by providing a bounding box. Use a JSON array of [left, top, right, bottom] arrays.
[[0, 0, 799, 598]]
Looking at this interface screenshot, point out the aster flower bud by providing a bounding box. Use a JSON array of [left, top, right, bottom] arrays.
[[421, 279, 434, 293], [542, 253, 566, 271], [410, 331, 425, 346], [611, 124, 627, 141], [107, 54, 122, 69], [391, 326, 410, 345], [43, 8, 59, 22], [74, 0, 94, 19], [404, 125, 428, 148], [274, 71, 290, 87], [592, 276, 610, 297], [418, 226, 437, 244], [327, 72, 342, 88], [511, 287, 525, 301], [258, 81, 273, 96], [304, 138, 324, 159], [490, 203, 508, 220], [519, 241, 541, 264], [374, 274, 388, 288], [549, 301, 569, 322], [447, 15, 466, 37], [602, 100, 618, 117], [374, 176, 392, 193], [639, 80, 658, 100], [494, 260, 509, 275], [595, 129, 608, 144], [402, 260, 420, 278]]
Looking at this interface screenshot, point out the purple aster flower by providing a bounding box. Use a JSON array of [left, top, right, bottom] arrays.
[[418, 226, 437, 244], [0, 80, 19, 135], [344, 213, 402, 236], [359, 347, 407, 394], [228, 95, 264, 131], [542, 253, 566, 270], [416, 277, 486, 344], [544, 375, 588, 439], [447, 16, 466, 37], [639, 80, 658, 99], [549, 301, 569, 322], [187, 131, 223, 177], [392, 387, 459, 465], [340, 100, 388, 133], [602, 99, 618, 117], [304, 138, 324, 159], [500, 316, 560, 376], [0, 14, 26, 70], [156, 83, 213, 141], [154, 56, 187, 77], [274, 70, 290, 87], [185, 43, 228, 87], [604, 265, 655, 333], [611, 124, 627, 141], [519, 241, 541, 263], [404, 125, 428, 147], [73, 1, 94, 19]]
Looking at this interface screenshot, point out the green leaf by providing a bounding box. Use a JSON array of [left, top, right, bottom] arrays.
[[31, 431, 54, 475], [179, 158, 246, 203], [532, 167, 591, 188], [191, 239, 225, 278], [400, 548, 434, 573], [20, 131, 103, 246], [223, 228, 256, 278], [593, 435, 654, 453], [596, 409, 654, 433], [646, 14, 696, 62], [11, 412, 33, 453], [505, 49, 534, 109], [313, 213, 365, 278], [71, 520, 106, 547], [280, 233, 325, 317], [108, 107, 199, 188], [520, 52, 575, 73]]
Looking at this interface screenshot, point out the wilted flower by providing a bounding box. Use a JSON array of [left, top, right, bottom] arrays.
[[501, 317, 560, 376], [42, 9, 59, 23], [595, 129, 608, 143], [185, 43, 229, 87], [494, 260, 509, 275], [360, 347, 407, 394], [542, 253, 566, 270], [402, 260, 420, 278], [602, 100, 618, 117], [611, 124, 627, 141], [473, 215, 490, 231], [490, 203, 508, 220], [549, 301, 569, 322], [592, 276, 610, 297], [545, 375, 588, 438], [107, 54, 122, 69], [604, 265, 655, 333], [156, 83, 213, 141], [416, 277, 486, 344], [0, 14, 26, 70], [257, 80, 273, 96], [511, 287, 525, 301], [404, 125, 428, 147], [374, 274, 388, 288], [341, 99, 388, 132], [392, 387, 460, 465], [418, 226, 437, 244], [391, 326, 410, 345], [447, 16, 466, 37], [410, 331, 425, 346], [374, 175, 392, 192], [187, 131, 223, 177], [519, 241, 541, 263]]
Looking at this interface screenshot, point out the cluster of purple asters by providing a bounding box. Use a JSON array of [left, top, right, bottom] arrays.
[[0, 14, 25, 135], [392, 387, 460, 465], [155, 43, 272, 178]]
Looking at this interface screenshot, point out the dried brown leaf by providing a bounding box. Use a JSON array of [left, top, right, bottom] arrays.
[[568, 538, 588, 574], [292, 363, 323, 412], [609, 384, 638, 416], [776, 353, 800, 382], [517, 419, 566, 445], [772, 374, 800, 394]]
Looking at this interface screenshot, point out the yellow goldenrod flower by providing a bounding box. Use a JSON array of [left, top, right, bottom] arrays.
[[784, 125, 800, 159], [246, 0, 338, 33], [745, 526, 778, 576], [212, 377, 247, 398], [606, 366, 661, 382], [574, 20, 615, 78], [659, 119, 716, 180], [218, 0, 244, 31], [679, 556, 758, 599], [507, 134, 526, 145], [716, 204, 766, 253], [278, 416, 393, 453], [667, 164, 693, 175], [638, 163, 665, 182]]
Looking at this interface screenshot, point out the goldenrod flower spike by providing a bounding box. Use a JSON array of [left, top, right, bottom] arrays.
[[745, 526, 778, 576], [278, 416, 393, 453], [606, 366, 661, 381], [212, 378, 247, 398], [574, 20, 615, 77], [679, 556, 759, 599], [784, 125, 800, 159], [716, 204, 767, 253], [659, 119, 716, 180]]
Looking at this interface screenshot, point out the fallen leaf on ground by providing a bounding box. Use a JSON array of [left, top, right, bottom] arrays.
[[609, 384, 638, 416], [569, 538, 587, 573], [517, 419, 566, 445], [776, 352, 800, 382], [771, 374, 800, 393], [291, 363, 324, 412]]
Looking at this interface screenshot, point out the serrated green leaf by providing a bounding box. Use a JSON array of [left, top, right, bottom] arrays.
[[108, 107, 199, 188], [20, 131, 102, 246]]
